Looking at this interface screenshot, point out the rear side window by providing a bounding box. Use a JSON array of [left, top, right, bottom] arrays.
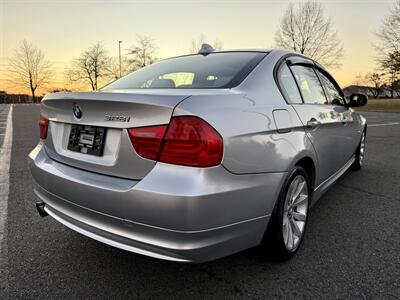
[[278, 64, 303, 104], [317, 71, 345, 105], [103, 52, 267, 90], [290, 65, 327, 105]]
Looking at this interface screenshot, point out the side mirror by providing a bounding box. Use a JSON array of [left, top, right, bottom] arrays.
[[347, 93, 368, 107]]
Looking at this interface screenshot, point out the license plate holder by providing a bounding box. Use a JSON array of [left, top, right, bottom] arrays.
[[68, 125, 106, 156]]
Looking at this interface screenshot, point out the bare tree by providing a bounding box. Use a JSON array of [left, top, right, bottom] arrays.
[[365, 72, 382, 98], [127, 35, 157, 71], [107, 57, 131, 80], [376, 1, 400, 60], [381, 51, 400, 98], [67, 41, 112, 91], [375, 1, 400, 97], [275, 0, 344, 68], [189, 34, 224, 53], [8, 40, 52, 102]]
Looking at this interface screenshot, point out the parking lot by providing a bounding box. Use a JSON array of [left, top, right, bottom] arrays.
[[1, 104, 399, 299]]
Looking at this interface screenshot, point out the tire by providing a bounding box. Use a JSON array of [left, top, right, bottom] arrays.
[[263, 166, 310, 261], [351, 129, 366, 171]]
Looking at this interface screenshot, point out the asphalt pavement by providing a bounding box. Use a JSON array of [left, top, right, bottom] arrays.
[[1, 105, 399, 299]]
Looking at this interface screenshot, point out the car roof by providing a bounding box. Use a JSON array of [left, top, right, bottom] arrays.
[[166, 48, 316, 62], [159, 49, 306, 65]]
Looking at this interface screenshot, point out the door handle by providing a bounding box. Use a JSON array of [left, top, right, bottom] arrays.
[[306, 118, 320, 129]]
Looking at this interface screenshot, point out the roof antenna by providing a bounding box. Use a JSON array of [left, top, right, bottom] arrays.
[[198, 43, 215, 55]]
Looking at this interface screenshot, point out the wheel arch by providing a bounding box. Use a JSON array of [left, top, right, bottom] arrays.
[[294, 156, 316, 193]]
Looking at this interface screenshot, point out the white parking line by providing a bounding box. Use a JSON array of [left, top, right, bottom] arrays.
[[369, 122, 400, 127], [0, 105, 12, 286]]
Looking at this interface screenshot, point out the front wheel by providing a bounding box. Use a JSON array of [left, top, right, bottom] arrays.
[[264, 166, 310, 260]]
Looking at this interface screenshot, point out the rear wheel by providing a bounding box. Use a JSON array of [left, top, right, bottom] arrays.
[[351, 129, 366, 170], [264, 166, 310, 260]]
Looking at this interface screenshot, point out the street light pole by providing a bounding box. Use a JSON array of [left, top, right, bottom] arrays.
[[118, 41, 123, 78]]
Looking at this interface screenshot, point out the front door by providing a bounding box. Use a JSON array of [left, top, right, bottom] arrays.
[[316, 69, 361, 162]]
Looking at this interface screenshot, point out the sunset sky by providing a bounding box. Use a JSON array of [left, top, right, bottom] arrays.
[[0, 0, 397, 94]]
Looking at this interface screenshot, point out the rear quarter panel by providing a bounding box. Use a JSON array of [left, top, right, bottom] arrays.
[[174, 51, 317, 176]]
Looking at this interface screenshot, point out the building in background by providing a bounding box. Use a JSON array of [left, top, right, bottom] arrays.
[[343, 85, 399, 99], [0, 91, 42, 104]]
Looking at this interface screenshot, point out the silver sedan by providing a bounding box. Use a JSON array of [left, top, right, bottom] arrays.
[[29, 46, 367, 262]]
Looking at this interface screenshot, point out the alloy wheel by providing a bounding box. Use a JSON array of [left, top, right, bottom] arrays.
[[359, 132, 366, 166], [282, 175, 309, 251]]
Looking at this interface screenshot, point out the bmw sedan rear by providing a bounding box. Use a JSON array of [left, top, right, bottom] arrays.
[[29, 49, 367, 262]]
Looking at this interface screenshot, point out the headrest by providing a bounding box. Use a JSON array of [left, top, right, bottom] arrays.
[[150, 78, 176, 88]]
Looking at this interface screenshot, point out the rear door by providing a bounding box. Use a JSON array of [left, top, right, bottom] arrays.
[[282, 58, 350, 182]]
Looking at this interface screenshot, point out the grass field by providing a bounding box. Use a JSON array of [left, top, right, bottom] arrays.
[[355, 99, 400, 113]]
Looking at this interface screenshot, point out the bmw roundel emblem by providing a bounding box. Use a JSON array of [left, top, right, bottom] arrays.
[[73, 104, 82, 120]]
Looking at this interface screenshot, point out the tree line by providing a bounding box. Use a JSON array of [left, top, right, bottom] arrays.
[[63, 35, 158, 91], [5, 0, 400, 101]]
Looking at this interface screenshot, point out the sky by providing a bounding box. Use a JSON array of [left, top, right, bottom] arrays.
[[0, 0, 397, 94]]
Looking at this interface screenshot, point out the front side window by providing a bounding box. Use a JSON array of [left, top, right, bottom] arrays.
[[102, 52, 267, 90], [278, 64, 303, 104], [290, 65, 327, 105], [317, 71, 345, 105]]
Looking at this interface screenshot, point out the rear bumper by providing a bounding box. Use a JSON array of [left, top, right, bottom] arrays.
[[29, 143, 285, 262]]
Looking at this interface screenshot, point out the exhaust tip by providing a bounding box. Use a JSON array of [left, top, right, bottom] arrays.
[[36, 201, 48, 217]]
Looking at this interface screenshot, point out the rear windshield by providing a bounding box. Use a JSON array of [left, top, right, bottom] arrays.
[[102, 52, 267, 90]]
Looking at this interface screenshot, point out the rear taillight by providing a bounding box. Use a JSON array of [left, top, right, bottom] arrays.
[[128, 116, 223, 167], [39, 114, 49, 139], [160, 116, 223, 167], [128, 125, 167, 160]]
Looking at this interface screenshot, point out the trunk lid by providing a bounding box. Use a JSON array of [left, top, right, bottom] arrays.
[[41, 91, 189, 179]]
